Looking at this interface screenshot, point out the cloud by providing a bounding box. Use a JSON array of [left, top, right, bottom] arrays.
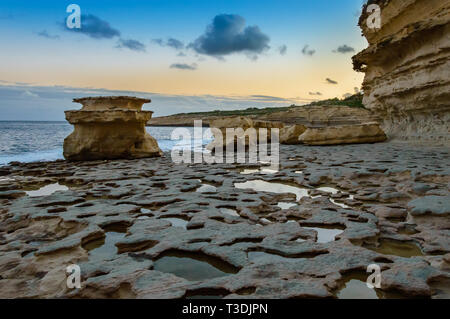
[[170, 63, 198, 71], [188, 14, 270, 58], [37, 30, 60, 40], [64, 14, 120, 39], [278, 45, 287, 56], [177, 52, 187, 57], [152, 38, 185, 50], [152, 38, 164, 46], [250, 95, 290, 102], [326, 78, 338, 84], [116, 38, 146, 52], [309, 92, 322, 96], [343, 93, 353, 98], [334, 44, 355, 54], [167, 38, 184, 50], [301, 45, 315, 56], [0, 83, 317, 120]]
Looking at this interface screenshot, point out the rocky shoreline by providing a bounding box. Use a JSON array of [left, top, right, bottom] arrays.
[[0, 142, 449, 298]]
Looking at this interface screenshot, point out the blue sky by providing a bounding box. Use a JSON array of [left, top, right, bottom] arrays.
[[0, 0, 369, 120]]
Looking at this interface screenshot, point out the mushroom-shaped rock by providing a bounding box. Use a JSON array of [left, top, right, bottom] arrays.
[[63, 96, 163, 161]]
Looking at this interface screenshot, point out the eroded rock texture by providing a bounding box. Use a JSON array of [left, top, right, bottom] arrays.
[[0, 143, 449, 299], [64, 96, 162, 161], [298, 123, 387, 145], [353, 0, 450, 144]]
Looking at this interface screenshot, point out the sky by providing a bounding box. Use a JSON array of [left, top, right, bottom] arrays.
[[0, 0, 369, 120]]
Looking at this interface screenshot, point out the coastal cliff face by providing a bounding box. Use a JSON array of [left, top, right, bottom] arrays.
[[353, 0, 450, 144], [149, 104, 378, 127]]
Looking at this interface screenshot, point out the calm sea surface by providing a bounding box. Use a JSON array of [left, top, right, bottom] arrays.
[[0, 121, 212, 166]]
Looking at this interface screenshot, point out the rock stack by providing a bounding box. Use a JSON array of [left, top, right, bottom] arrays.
[[353, 0, 450, 144], [63, 96, 162, 161]]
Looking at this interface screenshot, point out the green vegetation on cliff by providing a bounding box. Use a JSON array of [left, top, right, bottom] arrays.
[[173, 93, 364, 117]]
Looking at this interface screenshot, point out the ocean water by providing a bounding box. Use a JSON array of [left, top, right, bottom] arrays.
[[0, 121, 212, 166]]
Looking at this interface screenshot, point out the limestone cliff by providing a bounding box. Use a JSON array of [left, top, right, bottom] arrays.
[[353, 0, 450, 144]]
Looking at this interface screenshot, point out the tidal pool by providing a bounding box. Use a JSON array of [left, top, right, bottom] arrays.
[[364, 239, 424, 258], [277, 202, 297, 210], [83, 224, 128, 258], [196, 184, 217, 193], [219, 208, 240, 217], [337, 273, 379, 299], [161, 217, 189, 229], [235, 180, 309, 201], [25, 183, 69, 197], [302, 226, 344, 243], [153, 251, 239, 281]]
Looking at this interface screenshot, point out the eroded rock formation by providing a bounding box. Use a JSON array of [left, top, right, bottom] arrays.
[[298, 122, 387, 146], [64, 96, 162, 161], [353, 0, 450, 144], [207, 117, 284, 150]]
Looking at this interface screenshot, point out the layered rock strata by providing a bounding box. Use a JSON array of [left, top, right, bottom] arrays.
[[298, 122, 387, 146], [64, 96, 162, 161], [353, 0, 450, 144], [207, 117, 284, 150]]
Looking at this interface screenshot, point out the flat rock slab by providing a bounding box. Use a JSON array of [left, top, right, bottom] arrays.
[[0, 142, 448, 298]]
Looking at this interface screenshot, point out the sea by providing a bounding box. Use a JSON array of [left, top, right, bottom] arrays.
[[0, 121, 213, 166]]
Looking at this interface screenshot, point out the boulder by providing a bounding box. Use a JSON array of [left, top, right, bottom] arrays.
[[63, 96, 162, 161], [298, 122, 387, 145]]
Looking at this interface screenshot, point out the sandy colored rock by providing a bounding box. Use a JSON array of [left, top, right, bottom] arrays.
[[64, 96, 162, 161], [353, 0, 450, 144], [207, 117, 283, 150], [280, 125, 307, 144], [298, 123, 387, 146]]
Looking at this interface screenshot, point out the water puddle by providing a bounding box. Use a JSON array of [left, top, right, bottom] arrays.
[[161, 217, 189, 229], [315, 187, 353, 208], [277, 202, 297, 210], [302, 226, 344, 243], [235, 180, 309, 201], [25, 183, 69, 197], [317, 187, 339, 194], [82, 224, 128, 258], [363, 239, 424, 258], [337, 273, 379, 299], [196, 184, 217, 193], [237, 167, 278, 175], [219, 208, 239, 217], [153, 250, 239, 281], [337, 272, 408, 299]]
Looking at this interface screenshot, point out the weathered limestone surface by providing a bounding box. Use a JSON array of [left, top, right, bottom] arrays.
[[280, 125, 307, 145], [298, 123, 387, 146], [0, 143, 449, 298], [64, 96, 162, 161], [207, 117, 284, 150], [353, 0, 450, 144]]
